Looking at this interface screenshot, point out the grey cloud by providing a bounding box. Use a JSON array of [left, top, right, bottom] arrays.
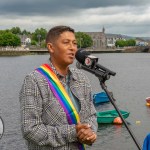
[[0, 0, 150, 16], [0, 0, 150, 37], [77, 23, 150, 37]]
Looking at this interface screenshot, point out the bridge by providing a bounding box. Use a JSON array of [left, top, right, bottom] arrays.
[[29, 48, 48, 53]]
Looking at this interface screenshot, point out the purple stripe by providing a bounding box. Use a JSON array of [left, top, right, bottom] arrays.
[[37, 69, 72, 124], [48, 81, 72, 124], [36, 68, 84, 149]]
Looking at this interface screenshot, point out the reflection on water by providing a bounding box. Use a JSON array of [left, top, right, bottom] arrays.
[[146, 106, 150, 115], [0, 117, 4, 139], [0, 53, 150, 150]]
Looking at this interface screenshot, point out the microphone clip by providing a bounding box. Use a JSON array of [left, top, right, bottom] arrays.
[[84, 55, 98, 69]]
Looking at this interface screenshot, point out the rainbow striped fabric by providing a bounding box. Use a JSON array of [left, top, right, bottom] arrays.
[[36, 64, 85, 150]]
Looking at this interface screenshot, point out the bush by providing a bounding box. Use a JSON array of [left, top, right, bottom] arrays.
[[0, 31, 21, 46]]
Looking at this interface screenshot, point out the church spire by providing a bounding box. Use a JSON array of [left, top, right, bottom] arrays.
[[102, 26, 105, 33]]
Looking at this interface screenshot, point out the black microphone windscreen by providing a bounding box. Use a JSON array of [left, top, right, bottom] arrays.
[[75, 49, 90, 65]]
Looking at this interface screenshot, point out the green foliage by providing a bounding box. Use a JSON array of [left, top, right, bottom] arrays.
[[10, 27, 21, 35], [21, 29, 31, 35], [75, 32, 93, 48], [127, 39, 136, 46], [115, 39, 136, 47], [115, 40, 126, 47], [31, 40, 37, 45], [0, 30, 11, 35], [0, 31, 21, 46], [32, 28, 47, 44], [40, 40, 46, 48]]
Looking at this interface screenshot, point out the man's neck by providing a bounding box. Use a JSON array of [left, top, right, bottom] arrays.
[[55, 65, 69, 76], [50, 59, 69, 76]]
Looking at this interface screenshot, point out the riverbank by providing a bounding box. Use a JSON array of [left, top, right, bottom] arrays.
[[89, 46, 150, 53], [123, 46, 150, 53], [0, 46, 149, 56], [0, 50, 31, 56]]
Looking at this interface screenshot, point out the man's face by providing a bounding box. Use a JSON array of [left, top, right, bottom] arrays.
[[49, 31, 77, 67]]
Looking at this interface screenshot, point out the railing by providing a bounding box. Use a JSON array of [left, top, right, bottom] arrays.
[[0, 46, 29, 51]]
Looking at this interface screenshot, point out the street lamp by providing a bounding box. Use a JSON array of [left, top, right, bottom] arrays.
[[37, 34, 41, 46], [23, 34, 25, 45], [80, 37, 83, 48]]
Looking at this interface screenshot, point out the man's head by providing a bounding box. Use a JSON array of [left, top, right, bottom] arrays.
[[46, 25, 77, 68], [46, 25, 75, 44]]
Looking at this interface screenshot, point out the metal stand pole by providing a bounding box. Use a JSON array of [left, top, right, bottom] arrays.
[[100, 81, 142, 150], [76, 61, 142, 150]]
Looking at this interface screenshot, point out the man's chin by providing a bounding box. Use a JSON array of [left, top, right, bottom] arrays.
[[64, 61, 73, 67], [67, 59, 74, 65]]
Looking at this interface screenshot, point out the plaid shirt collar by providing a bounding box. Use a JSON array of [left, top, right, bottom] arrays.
[[49, 59, 78, 82]]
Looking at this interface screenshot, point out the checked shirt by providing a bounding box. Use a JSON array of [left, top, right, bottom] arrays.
[[19, 63, 97, 150]]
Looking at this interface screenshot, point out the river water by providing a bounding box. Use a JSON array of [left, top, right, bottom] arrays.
[[0, 53, 150, 150]]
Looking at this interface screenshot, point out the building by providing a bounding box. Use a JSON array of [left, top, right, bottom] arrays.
[[85, 27, 106, 50], [18, 35, 31, 46], [106, 34, 124, 48], [135, 38, 149, 46], [85, 27, 124, 50]]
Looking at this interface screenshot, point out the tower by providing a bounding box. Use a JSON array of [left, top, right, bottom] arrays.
[[102, 26, 105, 33]]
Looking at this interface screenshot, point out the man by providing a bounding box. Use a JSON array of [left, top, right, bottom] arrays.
[[19, 25, 97, 150]]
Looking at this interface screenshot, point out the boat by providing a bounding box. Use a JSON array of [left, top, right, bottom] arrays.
[[146, 97, 150, 106], [93, 92, 109, 104], [96, 109, 130, 124], [146, 97, 150, 103]]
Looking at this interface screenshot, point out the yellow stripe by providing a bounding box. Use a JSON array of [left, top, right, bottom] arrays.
[[41, 65, 80, 122]]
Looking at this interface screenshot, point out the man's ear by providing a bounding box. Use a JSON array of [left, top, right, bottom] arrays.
[[47, 43, 54, 53]]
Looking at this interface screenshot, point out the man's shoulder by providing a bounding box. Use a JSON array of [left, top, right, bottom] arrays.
[[70, 67, 90, 81], [70, 67, 85, 76], [24, 69, 46, 83]]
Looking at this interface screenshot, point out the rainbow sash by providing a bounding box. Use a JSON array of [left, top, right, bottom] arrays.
[[36, 64, 85, 150]]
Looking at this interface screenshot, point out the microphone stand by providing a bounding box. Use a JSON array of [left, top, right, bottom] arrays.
[[79, 64, 142, 150], [98, 72, 142, 150]]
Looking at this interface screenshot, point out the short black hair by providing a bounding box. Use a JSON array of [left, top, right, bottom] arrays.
[[46, 25, 75, 44]]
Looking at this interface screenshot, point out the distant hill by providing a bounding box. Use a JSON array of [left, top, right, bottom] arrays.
[[137, 37, 150, 40], [106, 33, 134, 39], [120, 35, 150, 41], [121, 35, 134, 39], [107, 33, 150, 41], [113, 34, 150, 41]]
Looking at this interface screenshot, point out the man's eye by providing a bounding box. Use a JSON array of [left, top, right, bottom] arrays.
[[63, 41, 69, 43]]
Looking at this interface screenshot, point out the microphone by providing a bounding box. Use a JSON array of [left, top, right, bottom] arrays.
[[75, 49, 116, 78]]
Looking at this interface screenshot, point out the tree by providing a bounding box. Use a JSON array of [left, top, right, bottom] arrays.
[[0, 31, 21, 46], [127, 39, 136, 46], [75, 32, 93, 48], [21, 29, 31, 35], [31, 40, 37, 46], [115, 40, 127, 47], [10, 27, 21, 35], [32, 28, 47, 46], [115, 39, 136, 47]]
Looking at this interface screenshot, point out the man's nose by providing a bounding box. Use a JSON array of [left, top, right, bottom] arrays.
[[69, 42, 77, 50]]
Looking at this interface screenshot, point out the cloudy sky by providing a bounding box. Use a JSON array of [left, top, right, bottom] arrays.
[[0, 0, 150, 37]]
